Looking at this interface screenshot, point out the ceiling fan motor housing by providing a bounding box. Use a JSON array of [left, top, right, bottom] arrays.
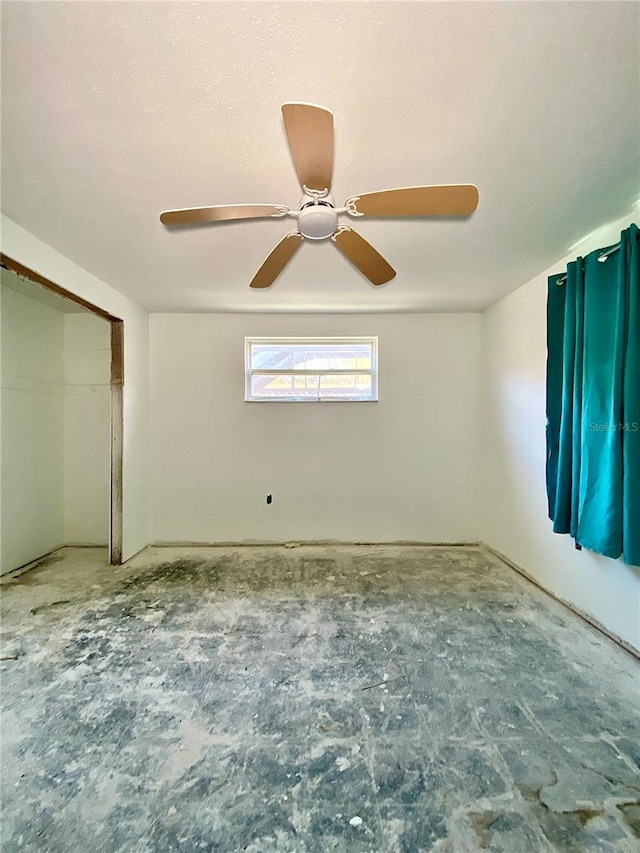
[[297, 193, 338, 240]]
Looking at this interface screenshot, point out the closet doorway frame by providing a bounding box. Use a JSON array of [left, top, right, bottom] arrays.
[[1, 254, 124, 564]]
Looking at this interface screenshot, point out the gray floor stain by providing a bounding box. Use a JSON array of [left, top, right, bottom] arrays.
[[1, 545, 639, 852]]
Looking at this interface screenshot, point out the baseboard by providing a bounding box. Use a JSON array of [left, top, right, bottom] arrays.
[[482, 543, 640, 662], [149, 539, 482, 548]]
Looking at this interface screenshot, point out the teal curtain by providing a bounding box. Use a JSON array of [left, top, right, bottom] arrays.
[[546, 224, 640, 565]]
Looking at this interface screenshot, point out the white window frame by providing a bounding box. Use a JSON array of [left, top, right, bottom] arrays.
[[245, 336, 378, 403]]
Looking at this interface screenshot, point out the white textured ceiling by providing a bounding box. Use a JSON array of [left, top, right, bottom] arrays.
[[1, 1, 638, 313]]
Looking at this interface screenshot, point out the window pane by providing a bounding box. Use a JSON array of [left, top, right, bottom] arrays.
[[318, 374, 372, 398], [250, 342, 372, 371], [251, 373, 373, 399], [251, 374, 318, 398], [250, 345, 295, 370], [290, 343, 371, 371]]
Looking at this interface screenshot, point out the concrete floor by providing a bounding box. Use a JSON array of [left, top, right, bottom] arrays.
[[1, 545, 639, 853]]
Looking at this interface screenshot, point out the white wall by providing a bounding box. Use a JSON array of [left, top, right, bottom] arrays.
[[0, 286, 65, 573], [150, 313, 482, 544], [481, 204, 640, 652], [64, 313, 111, 544], [1, 215, 149, 561]]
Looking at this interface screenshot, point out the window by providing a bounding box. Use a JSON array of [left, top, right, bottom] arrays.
[[245, 337, 378, 402]]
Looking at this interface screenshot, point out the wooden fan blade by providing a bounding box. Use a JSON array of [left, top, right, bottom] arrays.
[[332, 228, 396, 286], [281, 102, 334, 192], [160, 204, 288, 226], [250, 231, 304, 289], [348, 185, 479, 217]]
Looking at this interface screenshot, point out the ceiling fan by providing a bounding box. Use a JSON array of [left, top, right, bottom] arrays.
[[160, 103, 479, 289]]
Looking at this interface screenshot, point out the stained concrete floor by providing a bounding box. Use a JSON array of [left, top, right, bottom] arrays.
[[1, 545, 639, 853]]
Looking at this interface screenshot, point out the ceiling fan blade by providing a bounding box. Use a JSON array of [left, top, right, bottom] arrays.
[[332, 227, 396, 286], [160, 204, 288, 226], [250, 231, 304, 289], [281, 102, 334, 192], [347, 185, 479, 218]]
